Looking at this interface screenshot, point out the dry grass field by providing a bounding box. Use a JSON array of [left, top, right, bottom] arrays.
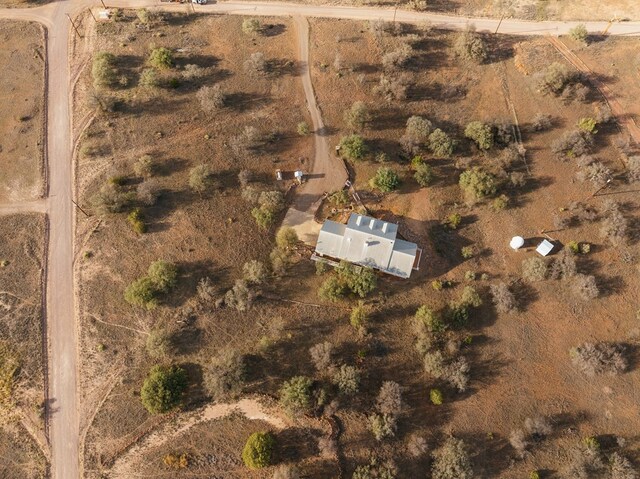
[[72, 9, 640, 479], [0, 213, 48, 479], [0, 20, 45, 202]]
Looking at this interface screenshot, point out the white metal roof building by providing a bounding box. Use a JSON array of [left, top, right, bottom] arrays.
[[312, 213, 421, 279]]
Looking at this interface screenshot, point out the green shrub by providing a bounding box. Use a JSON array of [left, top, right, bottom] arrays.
[[432, 280, 444, 291], [333, 364, 360, 395], [124, 276, 158, 310], [127, 208, 146, 234], [134, 154, 156, 178], [189, 164, 214, 194], [140, 365, 187, 414], [146, 329, 172, 358], [429, 128, 454, 157], [344, 101, 371, 131], [148, 260, 178, 292], [430, 388, 443, 405], [414, 163, 433, 187], [276, 227, 298, 250], [329, 189, 350, 207], [339, 134, 367, 161], [139, 68, 159, 88], [350, 302, 369, 329], [370, 167, 399, 193], [491, 194, 509, 211], [297, 121, 310, 135], [337, 262, 377, 298], [92, 52, 117, 88], [529, 471, 540, 479], [243, 260, 267, 284], [461, 246, 474, 259], [459, 286, 482, 308], [446, 303, 470, 327], [318, 275, 346, 302], [252, 207, 275, 230], [454, 29, 487, 64], [566, 241, 580, 254], [577, 117, 597, 134], [464, 270, 476, 281], [444, 213, 462, 230], [522, 257, 547, 281], [242, 432, 275, 469], [431, 436, 474, 479], [280, 376, 313, 414], [415, 306, 446, 333], [569, 23, 588, 43], [149, 47, 173, 69], [464, 121, 493, 150], [459, 167, 497, 202]]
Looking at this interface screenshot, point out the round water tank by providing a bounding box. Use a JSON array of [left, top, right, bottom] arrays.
[[510, 236, 525, 250]]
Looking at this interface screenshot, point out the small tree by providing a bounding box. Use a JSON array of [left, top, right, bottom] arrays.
[[415, 306, 446, 334], [340, 134, 367, 161], [459, 167, 496, 202], [318, 276, 346, 302], [242, 18, 262, 35], [337, 262, 377, 298], [370, 167, 399, 193], [197, 85, 226, 113], [414, 163, 433, 187], [368, 413, 396, 441], [242, 432, 275, 469], [382, 44, 412, 71], [148, 260, 178, 292], [204, 349, 247, 401], [224, 279, 254, 311], [464, 121, 494, 150], [140, 365, 188, 414], [429, 128, 454, 157], [124, 277, 158, 310], [137, 179, 160, 206], [540, 62, 572, 95], [401, 115, 432, 153], [454, 29, 487, 64], [353, 458, 397, 479], [189, 164, 215, 195], [146, 328, 172, 358], [280, 376, 313, 415], [244, 52, 267, 75], [569, 24, 588, 43], [344, 101, 371, 131], [350, 302, 369, 330], [333, 364, 360, 395], [432, 436, 474, 479], [149, 47, 173, 69]]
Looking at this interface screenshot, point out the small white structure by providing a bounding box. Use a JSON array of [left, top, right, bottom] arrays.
[[536, 239, 555, 256], [509, 236, 525, 250], [294, 170, 304, 184], [97, 10, 111, 20], [312, 213, 421, 279]]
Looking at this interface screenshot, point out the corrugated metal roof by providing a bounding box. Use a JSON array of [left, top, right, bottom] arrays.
[[314, 213, 418, 278]]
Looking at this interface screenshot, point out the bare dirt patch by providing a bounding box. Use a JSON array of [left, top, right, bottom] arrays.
[[0, 213, 47, 478], [0, 20, 45, 202]]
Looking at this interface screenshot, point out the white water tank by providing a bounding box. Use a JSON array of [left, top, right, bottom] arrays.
[[510, 236, 525, 250]]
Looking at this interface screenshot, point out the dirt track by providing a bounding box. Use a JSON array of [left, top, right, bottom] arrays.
[[1, 2, 640, 478]]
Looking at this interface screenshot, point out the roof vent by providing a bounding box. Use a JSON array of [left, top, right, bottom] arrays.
[[356, 215, 363, 226], [382, 222, 389, 233], [369, 219, 376, 230]]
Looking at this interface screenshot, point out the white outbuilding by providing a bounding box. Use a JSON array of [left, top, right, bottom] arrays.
[[312, 213, 421, 279]]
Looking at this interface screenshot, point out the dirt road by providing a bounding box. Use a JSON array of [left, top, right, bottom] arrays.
[[282, 16, 348, 244], [0, 2, 639, 478]]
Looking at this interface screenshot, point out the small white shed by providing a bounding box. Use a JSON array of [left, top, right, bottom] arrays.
[[536, 239, 555, 256]]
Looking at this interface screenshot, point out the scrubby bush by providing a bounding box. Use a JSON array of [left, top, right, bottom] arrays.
[[333, 364, 360, 395], [444, 213, 462, 230], [244, 52, 267, 75], [276, 226, 298, 250], [509, 429, 529, 457], [521, 257, 547, 281], [570, 342, 627, 376], [309, 342, 334, 371], [600, 200, 627, 245], [134, 154, 156, 178], [531, 113, 552, 131], [344, 101, 371, 131], [430, 388, 443, 405], [414, 163, 433, 187], [92, 182, 136, 214], [572, 273, 599, 300], [243, 260, 267, 284], [224, 279, 254, 311], [242, 432, 275, 469], [461, 246, 474, 259], [609, 453, 637, 479], [524, 415, 552, 437], [454, 28, 487, 64], [280, 376, 313, 414], [146, 328, 172, 358], [352, 457, 397, 479], [432, 436, 474, 479], [408, 434, 429, 457], [242, 18, 262, 35], [204, 349, 247, 401], [297, 121, 310, 136], [368, 413, 396, 441], [429, 128, 454, 157], [149, 47, 173, 69], [549, 248, 577, 280], [197, 85, 226, 113], [148, 260, 178, 292], [181, 63, 207, 81], [92, 52, 117, 88], [373, 74, 408, 102], [415, 306, 446, 334], [400, 115, 432, 154], [376, 381, 402, 416], [163, 453, 189, 469], [459, 167, 496, 202], [464, 121, 493, 150], [370, 167, 400, 193], [124, 277, 158, 310], [577, 161, 611, 187], [569, 24, 588, 43], [490, 283, 516, 313], [139, 68, 159, 88], [564, 438, 604, 478], [340, 134, 367, 161], [627, 156, 640, 183], [140, 365, 187, 414], [318, 275, 346, 302], [189, 164, 215, 194], [577, 117, 597, 134], [272, 465, 300, 479], [540, 62, 573, 95], [382, 44, 412, 71], [252, 207, 275, 230]]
